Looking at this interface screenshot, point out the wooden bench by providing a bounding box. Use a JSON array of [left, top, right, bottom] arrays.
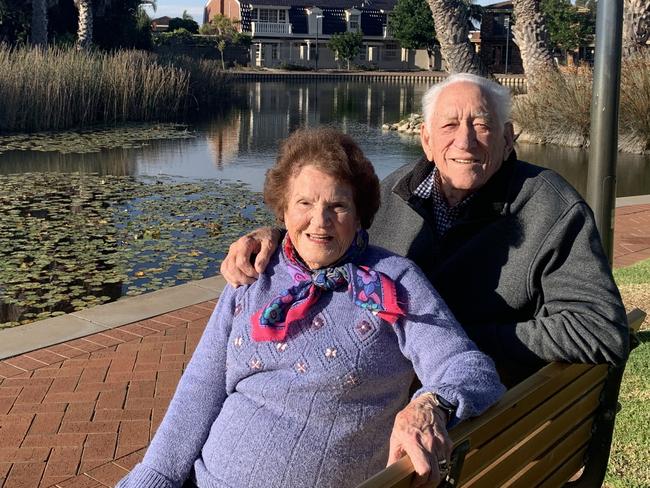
[[358, 308, 646, 488]]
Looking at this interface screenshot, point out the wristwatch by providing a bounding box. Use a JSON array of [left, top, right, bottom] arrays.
[[429, 392, 457, 423]]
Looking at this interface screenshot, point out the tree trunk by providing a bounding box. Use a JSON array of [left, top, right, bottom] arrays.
[[75, 0, 94, 50], [510, 0, 556, 79], [31, 0, 48, 46], [426, 0, 487, 76], [622, 0, 650, 57]]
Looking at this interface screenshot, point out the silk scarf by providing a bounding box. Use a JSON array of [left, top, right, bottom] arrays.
[[251, 230, 404, 342]]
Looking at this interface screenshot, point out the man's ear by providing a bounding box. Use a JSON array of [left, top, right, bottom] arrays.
[[503, 122, 515, 160], [420, 122, 435, 162]]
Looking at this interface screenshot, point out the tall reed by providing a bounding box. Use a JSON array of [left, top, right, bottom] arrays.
[[0, 45, 233, 132], [513, 52, 650, 153]]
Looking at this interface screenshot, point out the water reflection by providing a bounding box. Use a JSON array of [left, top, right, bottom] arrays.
[[0, 80, 648, 197]]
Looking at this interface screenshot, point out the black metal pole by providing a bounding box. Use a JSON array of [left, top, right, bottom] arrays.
[[586, 0, 624, 265]]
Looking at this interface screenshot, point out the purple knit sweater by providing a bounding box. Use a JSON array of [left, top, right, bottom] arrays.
[[117, 246, 504, 488]]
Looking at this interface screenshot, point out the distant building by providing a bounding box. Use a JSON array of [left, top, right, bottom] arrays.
[[151, 16, 172, 32], [480, 1, 523, 74], [203, 0, 442, 70]]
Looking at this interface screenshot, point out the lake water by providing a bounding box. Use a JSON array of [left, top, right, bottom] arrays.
[[2, 80, 649, 198]]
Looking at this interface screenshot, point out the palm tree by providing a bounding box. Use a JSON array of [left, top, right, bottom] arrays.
[[426, 0, 487, 75], [74, 0, 94, 50], [31, 0, 49, 46], [510, 0, 556, 79], [622, 0, 650, 57]]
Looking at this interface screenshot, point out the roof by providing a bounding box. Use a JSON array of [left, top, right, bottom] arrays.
[[241, 1, 395, 35]]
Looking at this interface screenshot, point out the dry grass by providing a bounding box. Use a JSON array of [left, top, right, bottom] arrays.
[[513, 52, 650, 153], [0, 45, 233, 132]]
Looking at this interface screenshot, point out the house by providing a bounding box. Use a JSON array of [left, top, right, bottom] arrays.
[[479, 1, 523, 74], [151, 16, 173, 32], [203, 0, 442, 70]]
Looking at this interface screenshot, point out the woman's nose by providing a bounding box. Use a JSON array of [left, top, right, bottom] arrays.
[[311, 206, 332, 227]]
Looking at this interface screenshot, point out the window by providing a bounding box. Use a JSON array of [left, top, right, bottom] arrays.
[[271, 44, 279, 60], [358, 46, 366, 61], [384, 42, 398, 60], [349, 14, 360, 32], [278, 10, 286, 22]]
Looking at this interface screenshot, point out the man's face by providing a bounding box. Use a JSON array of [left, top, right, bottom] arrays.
[[421, 82, 514, 203]]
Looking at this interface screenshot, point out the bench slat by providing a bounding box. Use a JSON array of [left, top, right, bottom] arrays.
[[458, 365, 607, 482], [450, 363, 591, 448], [462, 386, 601, 487], [503, 420, 592, 488]]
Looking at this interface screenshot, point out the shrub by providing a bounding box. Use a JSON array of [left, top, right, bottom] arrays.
[[0, 45, 234, 132], [513, 52, 650, 153]]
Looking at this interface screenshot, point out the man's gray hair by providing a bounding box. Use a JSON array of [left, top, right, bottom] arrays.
[[422, 73, 512, 126]]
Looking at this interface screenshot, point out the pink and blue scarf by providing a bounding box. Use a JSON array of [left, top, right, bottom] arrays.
[[251, 230, 405, 342]]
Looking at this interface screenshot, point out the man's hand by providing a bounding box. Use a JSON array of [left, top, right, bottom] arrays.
[[387, 394, 453, 487], [219, 227, 281, 287]]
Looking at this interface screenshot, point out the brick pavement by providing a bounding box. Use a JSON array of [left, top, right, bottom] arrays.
[[0, 204, 649, 488], [0, 302, 216, 488]]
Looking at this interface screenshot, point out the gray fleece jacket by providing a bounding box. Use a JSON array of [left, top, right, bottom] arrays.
[[369, 153, 629, 386]]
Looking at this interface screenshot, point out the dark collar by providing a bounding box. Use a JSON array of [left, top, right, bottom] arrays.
[[393, 150, 519, 221]]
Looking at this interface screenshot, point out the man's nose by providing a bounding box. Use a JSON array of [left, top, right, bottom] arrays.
[[454, 122, 477, 150]]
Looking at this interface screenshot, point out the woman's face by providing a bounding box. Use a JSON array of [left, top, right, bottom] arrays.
[[283, 165, 360, 270]]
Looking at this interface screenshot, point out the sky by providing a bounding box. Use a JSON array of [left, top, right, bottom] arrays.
[[146, 0, 497, 24]]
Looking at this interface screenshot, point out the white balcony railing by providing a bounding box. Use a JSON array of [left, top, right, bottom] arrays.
[[251, 22, 292, 36]]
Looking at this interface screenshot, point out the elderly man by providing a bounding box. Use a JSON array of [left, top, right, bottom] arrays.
[[221, 73, 629, 387]]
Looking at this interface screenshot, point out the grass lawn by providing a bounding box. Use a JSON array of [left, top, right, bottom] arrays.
[[604, 258, 650, 487]]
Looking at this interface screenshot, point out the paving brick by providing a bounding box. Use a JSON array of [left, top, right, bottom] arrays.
[[57, 473, 107, 487], [83, 334, 123, 348], [42, 475, 73, 487], [151, 314, 188, 327], [167, 307, 210, 322], [64, 339, 106, 354], [4, 355, 47, 372], [75, 381, 128, 394], [85, 461, 129, 486], [28, 411, 65, 435], [126, 380, 155, 400], [2, 376, 49, 388], [0, 462, 11, 480], [111, 449, 145, 471], [63, 403, 96, 423], [15, 384, 51, 405], [0, 385, 22, 398], [46, 344, 87, 359], [161, 341, 185, 356], [4, 461, 46, 488], [115, 421, 149, 456], [30, 365, 65, 379], [58, 421, 119, 435], [92, 409, 151, 422], [95, 389, 127, 410], [77, 367, 109, 385], [9, 402, 67, 415], [24, 349, 67, 366], [0, 362, 28, 379], [21, 433, 86, 448], [155, 371, 182, 390], [0, 447, 50, 463], [44, 390, 100, 404], [132, 320, 171, 332], [106, 353, 137, 374], [88, 349, 119, 360], [83, 432, 118, 460], [118, 324, 157, 338], [49, 376, 81, 394], [43, 446, 83, 479], [100, 329, 142, 344], [1, 417, 34, 447], [0, 396, 16, 415]]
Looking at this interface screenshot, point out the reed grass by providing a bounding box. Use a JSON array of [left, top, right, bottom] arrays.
[[513, 52, 650, 153], [0, 45, 233, 132]]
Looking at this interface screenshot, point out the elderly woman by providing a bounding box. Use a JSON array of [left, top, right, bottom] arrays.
[[117, 128, 504, 488]]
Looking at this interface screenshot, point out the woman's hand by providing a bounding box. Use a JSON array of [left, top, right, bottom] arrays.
[[387, 394, 453, 487], [220, 227, 281, 286]]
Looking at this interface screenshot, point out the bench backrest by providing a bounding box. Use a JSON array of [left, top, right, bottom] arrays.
[[357, 308, 646, 488]]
